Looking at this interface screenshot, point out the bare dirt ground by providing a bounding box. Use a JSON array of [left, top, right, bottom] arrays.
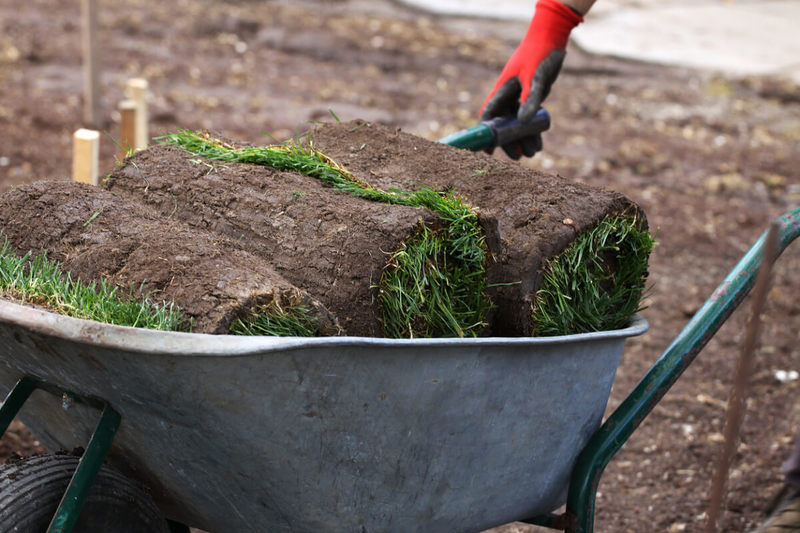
[[1, 0, 799, 531]]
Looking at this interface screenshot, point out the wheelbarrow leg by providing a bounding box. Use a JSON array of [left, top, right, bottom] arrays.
[[46, 402, 121, 533], [0, 376, 37, 435], [0, 377, 122, 533]]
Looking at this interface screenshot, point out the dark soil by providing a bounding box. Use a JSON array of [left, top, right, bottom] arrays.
[[0, 180, 339, 334], [1, 0, 799, 531]]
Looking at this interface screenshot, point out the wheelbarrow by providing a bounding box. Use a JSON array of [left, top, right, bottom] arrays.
[[0, 115, 797, 532]]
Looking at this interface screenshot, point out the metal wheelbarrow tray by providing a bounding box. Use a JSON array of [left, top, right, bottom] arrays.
[[0, 298, 645, 532], [0, 207, 798, 533]]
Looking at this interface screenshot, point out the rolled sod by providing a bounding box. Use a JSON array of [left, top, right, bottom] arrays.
[[104, 141, 464, 337], [305, 120, 652, 336], [106, 125, 651, 337], [1, 121, 652, 338], [0, 181, 339, 335]]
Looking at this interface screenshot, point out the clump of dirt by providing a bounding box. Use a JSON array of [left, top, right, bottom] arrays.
[[0, 125, 649, 338], [100, 123, 649, 336]]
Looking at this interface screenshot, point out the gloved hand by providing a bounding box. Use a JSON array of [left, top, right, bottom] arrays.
[[481, 0, 583, 159]]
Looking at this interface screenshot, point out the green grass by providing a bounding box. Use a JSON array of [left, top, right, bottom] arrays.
[[158, 130, 376, 197], [230, 302, 328, 337], [379, 221, 489, 338], [0, 239, 188, 331], [531, 215, 654, 336], [160, 130, 489, 338], [378, 189, 489, 338]]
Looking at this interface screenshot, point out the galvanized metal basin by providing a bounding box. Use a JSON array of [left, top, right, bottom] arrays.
[[0, 299, 646, 533]]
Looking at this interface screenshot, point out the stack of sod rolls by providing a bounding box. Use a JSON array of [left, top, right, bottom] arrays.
[[0, 121, 652, 337]]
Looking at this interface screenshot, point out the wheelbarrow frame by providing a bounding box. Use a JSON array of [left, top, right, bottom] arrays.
[[0, 378, 121, 533]]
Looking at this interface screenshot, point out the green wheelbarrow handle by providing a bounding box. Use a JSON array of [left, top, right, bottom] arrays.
[[525, 207, 800, 533], [438, 108, 551, 151]]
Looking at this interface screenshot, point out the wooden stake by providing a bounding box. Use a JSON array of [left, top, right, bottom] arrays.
[[72, 129, 100, 185], [705, 222, 780, 533], [118, 99, 137, 162], [81, 0, 101, 128], [125, 78, 148, 150]]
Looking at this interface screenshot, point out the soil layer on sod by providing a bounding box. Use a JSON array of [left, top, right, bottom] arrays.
[[104, 143, 440, 337], [306, 120, 647, 335], [0, 181, 339, 335]]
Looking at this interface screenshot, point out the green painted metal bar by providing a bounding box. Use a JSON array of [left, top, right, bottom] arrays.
[[438, 108, 551, 151], [438, 123, 495, 151], [2, 378, 122, 532], [0, 376, 38, 436], [560, 207, 800, 533], [47, 402, 121, 533], [523, 512, 569, 530]]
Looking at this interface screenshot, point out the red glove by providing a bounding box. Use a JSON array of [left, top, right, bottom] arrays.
[[481, 0, 583, 159]]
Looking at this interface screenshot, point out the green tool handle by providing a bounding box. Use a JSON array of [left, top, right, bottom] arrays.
[[438, 108, 551, 151], [558, 207, 800, 533]]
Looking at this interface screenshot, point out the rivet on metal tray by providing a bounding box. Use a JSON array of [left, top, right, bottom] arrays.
[[61, 392, 74, 410]]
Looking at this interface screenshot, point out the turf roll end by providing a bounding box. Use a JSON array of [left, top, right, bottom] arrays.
[[530, 214, 654, 336]]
